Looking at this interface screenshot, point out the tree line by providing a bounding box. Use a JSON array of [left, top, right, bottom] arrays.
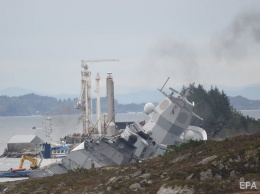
[[186, 84, 260, 138], [0, 94, 147, 116]]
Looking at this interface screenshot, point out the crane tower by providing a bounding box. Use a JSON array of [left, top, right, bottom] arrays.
[[76, 59, 118, 135]]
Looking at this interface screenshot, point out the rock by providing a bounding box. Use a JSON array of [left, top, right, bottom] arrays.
[[212, 161, 217, 166], [124, 175, 130, 180], [200, 169, 213, 181], [106, 186, 111, 191], [239, 177, 245, 182], [230, 171, 236, 177], [214, 174, 222, 180], [198, 155, 217, 165], [224, 164, 229, 170], [148, 180, 153, 184], [255, 181, 260, 190], [163, 177, 170, 181], [186, 173, 194, 180], [129, 183, 141, 190], [107, 176, 122, 184], [157, 186, 194, 194], [139, 173, 151, 179], [234, 155, 241, 163], [130, 171, 142, 178], [131, 166, 137, 170], [170, 153, 190, 164], [140, 179, 148, 187], [157, 186, 181, 194], [219, 163, 224, 170], [108, 177, 117, 184]]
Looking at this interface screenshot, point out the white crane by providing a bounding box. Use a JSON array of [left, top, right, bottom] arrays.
[[76, 59, 119, 135], [95, 73, 102, 136]]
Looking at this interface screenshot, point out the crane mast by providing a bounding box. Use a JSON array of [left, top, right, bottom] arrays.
[[95, 73, 102, 136], [76, 60, 92, 135], [76, 59, 118, 135]]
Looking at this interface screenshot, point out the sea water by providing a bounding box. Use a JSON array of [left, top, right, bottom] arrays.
[[0, 115, 82, 182], [240, 110, 260, 120], [0, 115, 82, 154]]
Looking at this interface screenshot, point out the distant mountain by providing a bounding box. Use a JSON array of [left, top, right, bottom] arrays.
[[0, 94, 81, 116], [223, 83, 260, 100], [0, 87, 40, 97], [0, 86, 169, 104], [229, 96, 260, 110], [0, 87, 77, 100], [0, 94, 149, 116], [1, 83, 260, 107]]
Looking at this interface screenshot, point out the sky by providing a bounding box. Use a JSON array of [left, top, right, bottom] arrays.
[[1, 0, 260, 99]]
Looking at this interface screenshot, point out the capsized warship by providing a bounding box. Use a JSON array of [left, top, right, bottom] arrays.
[[29, 63, 207, 178]]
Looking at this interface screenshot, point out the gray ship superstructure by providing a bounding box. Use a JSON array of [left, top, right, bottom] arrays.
[[29, 62, 206, 178], [29, 82, 206, 178], [143, 85, 206, 146]]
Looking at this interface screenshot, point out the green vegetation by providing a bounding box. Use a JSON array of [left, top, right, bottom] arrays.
[[186, 84, 260, 138], [167, 140, 206, 153]]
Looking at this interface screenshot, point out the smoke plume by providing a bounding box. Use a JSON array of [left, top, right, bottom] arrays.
[[141, 39, 199, 86], [213, 8, 260, 61]]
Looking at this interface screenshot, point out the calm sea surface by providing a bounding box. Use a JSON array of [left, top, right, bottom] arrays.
[[240, 110, 260, 120], [0, 115, 83, 155], [0, 115, 82, 181]]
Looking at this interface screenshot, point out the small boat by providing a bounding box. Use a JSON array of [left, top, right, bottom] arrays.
[[0, 169, 31, 177]]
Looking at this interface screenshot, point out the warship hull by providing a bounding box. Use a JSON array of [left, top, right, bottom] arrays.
[[29, 83, 207, 179]]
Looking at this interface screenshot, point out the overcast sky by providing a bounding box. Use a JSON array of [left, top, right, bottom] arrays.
[[1, 0, 260, 97]]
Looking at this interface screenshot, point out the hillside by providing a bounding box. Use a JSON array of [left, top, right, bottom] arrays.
[[0, 94, 147, 116], [1, 90, 260, 117], [229, 96, 260, 110], [1, 132, 259, 194]]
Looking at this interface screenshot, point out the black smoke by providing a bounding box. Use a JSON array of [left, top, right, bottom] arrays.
[[213, 8, 260, 61], [141, 39, 199, 85]]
